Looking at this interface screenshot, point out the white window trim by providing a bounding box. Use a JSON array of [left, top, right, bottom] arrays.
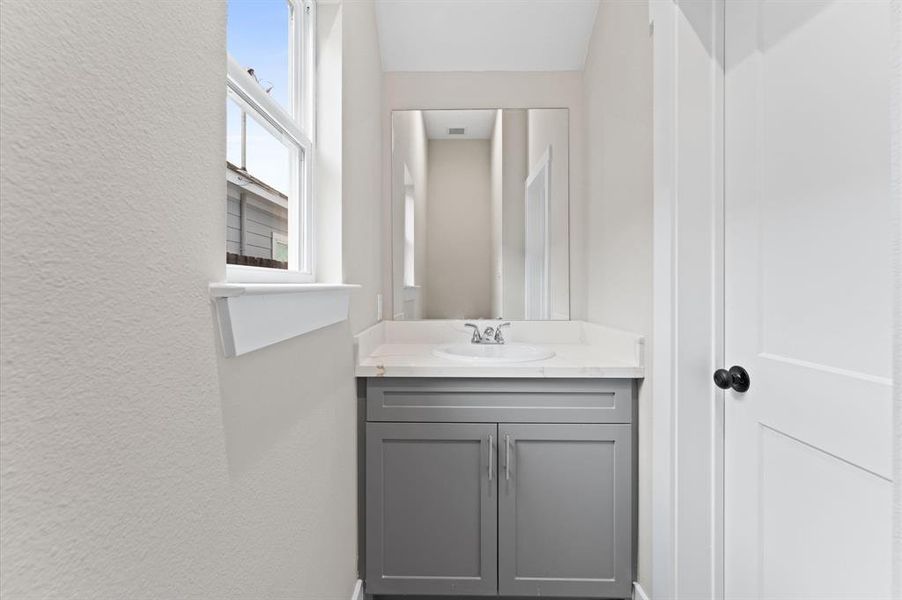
[[226, 0, 316, 284]]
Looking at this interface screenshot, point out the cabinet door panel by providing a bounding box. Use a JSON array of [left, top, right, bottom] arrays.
[[366, 422, 498, 596], [498, 423, 631, 598]]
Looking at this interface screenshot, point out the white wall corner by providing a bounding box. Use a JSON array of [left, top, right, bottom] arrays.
[[634, 581, 652, 600]]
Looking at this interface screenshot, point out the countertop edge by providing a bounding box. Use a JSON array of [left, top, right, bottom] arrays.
[[354, 366, 646, 379]]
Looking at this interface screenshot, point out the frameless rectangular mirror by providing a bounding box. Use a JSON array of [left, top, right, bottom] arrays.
[[391, 108, 570, 320]]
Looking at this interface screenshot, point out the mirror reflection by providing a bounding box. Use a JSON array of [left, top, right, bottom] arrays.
[[391, 108, 570, 321]]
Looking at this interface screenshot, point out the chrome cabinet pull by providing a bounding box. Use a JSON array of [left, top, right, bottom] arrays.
[[505, 434, 511, 481], [488, 434, 494, 481]]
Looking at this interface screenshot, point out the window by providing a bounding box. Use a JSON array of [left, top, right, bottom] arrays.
[[226, 0, 315, 282]]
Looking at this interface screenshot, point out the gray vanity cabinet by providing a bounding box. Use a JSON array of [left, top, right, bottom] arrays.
[[498, 424, 632, 598], [365, 422, 498, 596], [363, 378, 635, 599]]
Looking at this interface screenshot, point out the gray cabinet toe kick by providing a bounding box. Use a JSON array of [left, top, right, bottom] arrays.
[[360, 377, 637, 599]]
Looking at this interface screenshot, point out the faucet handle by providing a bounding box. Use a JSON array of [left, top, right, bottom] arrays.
[[464, 323, 483, 343], [494, 322, 511, 343]]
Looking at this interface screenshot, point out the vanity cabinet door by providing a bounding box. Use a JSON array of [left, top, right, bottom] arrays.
[[498, 423, 632, 598], [365, 422, 498, 596]]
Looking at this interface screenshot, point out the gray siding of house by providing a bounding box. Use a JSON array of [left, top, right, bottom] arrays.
[[226, 182, 288, 259]]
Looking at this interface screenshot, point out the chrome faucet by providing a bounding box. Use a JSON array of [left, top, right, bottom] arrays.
[[464, 322, 511, 344], [464, 323, 484, 343], [494, 322, 511, 343]]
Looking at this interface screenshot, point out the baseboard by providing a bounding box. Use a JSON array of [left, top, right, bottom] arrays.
[[634, 581, 651, 600], [350, 579, 364, 600]]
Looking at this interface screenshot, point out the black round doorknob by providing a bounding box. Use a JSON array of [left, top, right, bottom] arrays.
[[713, 365, 751, 393], [713, 369, 732, 389]]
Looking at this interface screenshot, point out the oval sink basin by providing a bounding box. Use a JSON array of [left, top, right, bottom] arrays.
[[433, 343, 555, 364]]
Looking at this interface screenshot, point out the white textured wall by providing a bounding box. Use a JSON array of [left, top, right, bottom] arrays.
[[425, 139, 493, 319], [0, 1, 380, 597], [582, 0, 653, 589], [382, 72, 586, 322]]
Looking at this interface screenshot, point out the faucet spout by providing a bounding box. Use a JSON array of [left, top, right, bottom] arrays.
[[494, 322, 511, 344], [464, 323, 483, 344], [464, 322, 511, 344]]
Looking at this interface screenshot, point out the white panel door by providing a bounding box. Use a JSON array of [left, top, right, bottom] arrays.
[[724, 2, 893, 599]]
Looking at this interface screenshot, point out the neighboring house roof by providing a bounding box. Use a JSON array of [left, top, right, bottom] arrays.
[[226, 161, 289, 207]]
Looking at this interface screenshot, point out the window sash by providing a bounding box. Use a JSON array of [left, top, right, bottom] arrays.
[[226, 0, 315, 283]]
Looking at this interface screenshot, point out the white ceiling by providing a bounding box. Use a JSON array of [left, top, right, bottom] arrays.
[[374, 0, 600, 72], [423, 110, 498, 140]]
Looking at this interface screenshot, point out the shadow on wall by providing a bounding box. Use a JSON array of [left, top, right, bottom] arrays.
[[213, 318, 357, 476], [681, 0, 835, 68]]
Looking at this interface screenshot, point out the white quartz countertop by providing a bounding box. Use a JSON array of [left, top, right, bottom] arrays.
[[355, 320, 645, 379]]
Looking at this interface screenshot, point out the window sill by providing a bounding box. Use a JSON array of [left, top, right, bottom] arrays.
[[226, 264, 314, 284], [210, 282, 360, 357]]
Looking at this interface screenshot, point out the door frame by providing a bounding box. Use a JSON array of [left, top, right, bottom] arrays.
[[892, 4, 902, 600], [650, 1, 726, 599], [651, 2, 902, 600]]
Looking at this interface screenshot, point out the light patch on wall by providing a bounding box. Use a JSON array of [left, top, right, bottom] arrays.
[[375, 0, 600, 72]]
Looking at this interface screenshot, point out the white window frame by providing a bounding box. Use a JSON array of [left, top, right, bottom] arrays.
[[226, 0, 316, 283]]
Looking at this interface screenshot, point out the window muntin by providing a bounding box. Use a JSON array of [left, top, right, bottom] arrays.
[[226, 98, 243, 166], [226, 0, 314, 282], [244, 111, 291, 195]]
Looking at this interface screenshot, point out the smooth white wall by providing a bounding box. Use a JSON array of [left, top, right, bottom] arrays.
[[528, 108, 571, 320], [0, 1, 382, 597], [343, 0, 384, 332], [382, 72, 586, 322], [502, 109, 529, 320], [582, 0, 654, 590], [316, 2, 344, 283], [425, 139, 493, 318], [490, 111, 504, 318], [390, 111, 429, 319]]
